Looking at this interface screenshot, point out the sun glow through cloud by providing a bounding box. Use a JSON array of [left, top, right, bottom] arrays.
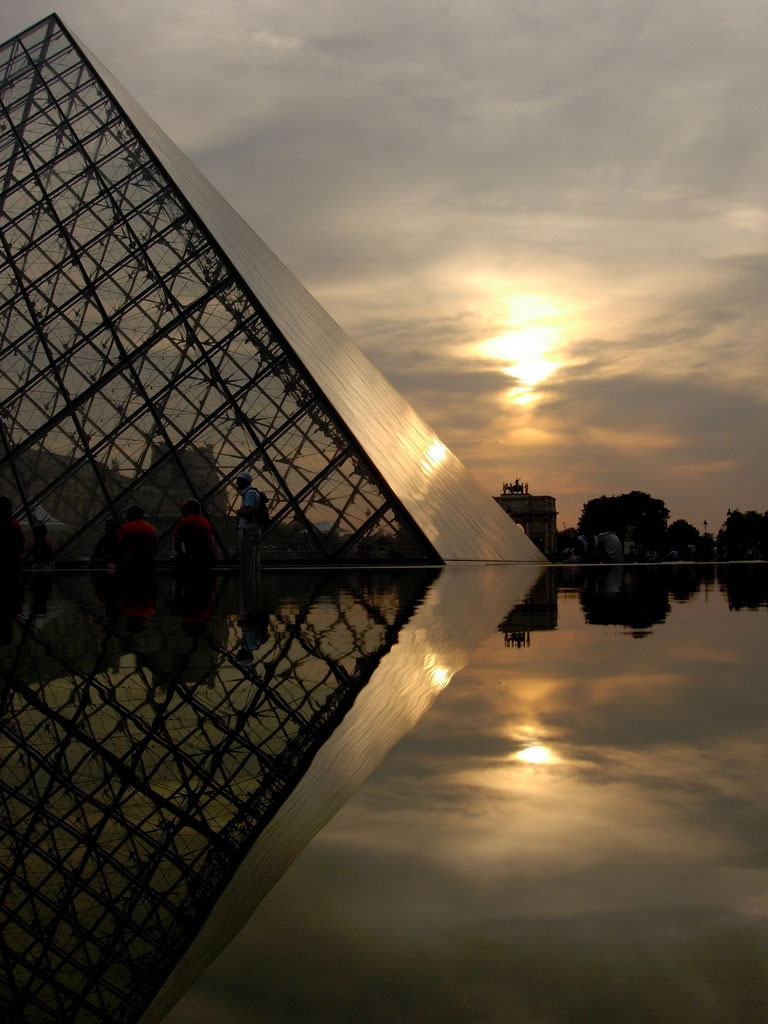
[[514, 745, 556, 765], [474, 295, 565, 406]]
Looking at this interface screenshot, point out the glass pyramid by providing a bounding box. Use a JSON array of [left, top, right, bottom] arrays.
[[0, 15, 543, 564]]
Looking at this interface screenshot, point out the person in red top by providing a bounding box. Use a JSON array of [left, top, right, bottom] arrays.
[[173, 498, 215, 571], [118, 505, 157, 570], [0, 496, 25, 576]]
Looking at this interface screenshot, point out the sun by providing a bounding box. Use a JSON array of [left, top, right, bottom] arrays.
[[514, 744, 556, 764], [473, 295, 565, 405]]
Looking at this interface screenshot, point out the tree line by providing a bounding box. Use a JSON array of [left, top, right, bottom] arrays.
[[559, 490, 768, 561]]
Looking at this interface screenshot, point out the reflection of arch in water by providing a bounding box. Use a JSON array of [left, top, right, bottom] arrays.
[[0, 569, 438, 1024], [497, 570, 558, 647]]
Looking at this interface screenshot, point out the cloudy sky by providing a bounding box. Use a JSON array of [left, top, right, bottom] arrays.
[[3, 0, 768, 529]]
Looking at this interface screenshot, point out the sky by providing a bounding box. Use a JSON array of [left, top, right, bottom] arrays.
[[3, 0, 768, 530]]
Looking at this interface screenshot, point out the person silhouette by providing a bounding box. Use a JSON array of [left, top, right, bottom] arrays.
[[235, 471, 262, 577], [173, 498, 215, 571], [118, 505, 157, 570], [0, 496, 25, 581], [30, 523, 54, 572], [91, 517, 121, 572]]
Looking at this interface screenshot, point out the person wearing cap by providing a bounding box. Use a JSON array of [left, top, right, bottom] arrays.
[[118, 505, 157, 570], [235, 470, 261, 577]]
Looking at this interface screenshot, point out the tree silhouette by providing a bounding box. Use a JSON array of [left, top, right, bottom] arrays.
[[578, 491, 670, 551], [665, 518, 700, 556], [717, 510, 768, 560]]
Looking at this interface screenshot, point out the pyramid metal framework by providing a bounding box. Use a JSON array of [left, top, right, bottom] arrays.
[[0, 15, 542, 564], [0, 571, 433, 1023]]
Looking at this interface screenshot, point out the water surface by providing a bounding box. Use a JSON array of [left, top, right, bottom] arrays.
[[166, 564, 768, 1024], [2, 565, 767, 1023]]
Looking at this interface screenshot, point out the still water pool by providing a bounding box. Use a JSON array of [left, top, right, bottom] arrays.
[[2, 564, 767, 1023]]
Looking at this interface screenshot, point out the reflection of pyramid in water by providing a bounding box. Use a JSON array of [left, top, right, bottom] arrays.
[[0, 571, 437, 1024], [0, 15, 543, 564]]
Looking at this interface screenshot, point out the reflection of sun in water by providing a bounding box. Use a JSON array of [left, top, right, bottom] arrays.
[[514, 744, 556, 764], [424, 652, 452, 690], [476, 295, 564, 406], [429, 667, 451, 689]]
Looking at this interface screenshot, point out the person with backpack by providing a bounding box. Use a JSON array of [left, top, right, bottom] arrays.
[[235, 471, 268, 576]]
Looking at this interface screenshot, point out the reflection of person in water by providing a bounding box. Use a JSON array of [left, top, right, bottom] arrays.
[[118, 571, 157, 634], [0, 574, 23, 644], [90, 568, 120, 626], [237, 570, 270, 666], [175, 572, 216, 635], [29, 572, 53, 618]]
